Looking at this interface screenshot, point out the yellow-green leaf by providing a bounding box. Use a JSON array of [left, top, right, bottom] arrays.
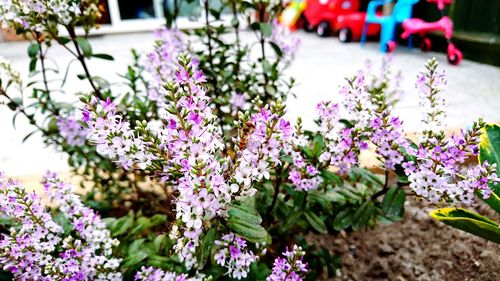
[[430, 207, 500, 243]]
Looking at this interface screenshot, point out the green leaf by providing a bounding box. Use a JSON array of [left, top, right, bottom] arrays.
[[153, 234, 167, 253], [148, 255, 171, 267], [197, 227, 216, 268], [260, 23, 272, 37], [227, 203, 262, 225], [122, 251, 148, 268], [6, 97, 22, 111], [269, 42, 283, 57], [22, 130, 37, 143], [282, 209, 302, 231], [478, 123, 500, 213], [350, 167, 384, 187], [149, 214, 167, 227], [128, 239, 146, 256], [226, 218, 271, 244], [75, 37, 92, 57], [352, 200, 375, 230], [27, 43, 40, 58], [332, 207, 353, 231], [304, 211, 327, 234], [382, 187, 405, 220], [29, 58, 37, 73], [110, 213, 134, 237], [430, 208, 500, 243], [231, 17, 240, 28], [321, 170, 343, 186], [312, 135, 325, 156], [129, 217, 151, 236], [92, 53, 114, 60]]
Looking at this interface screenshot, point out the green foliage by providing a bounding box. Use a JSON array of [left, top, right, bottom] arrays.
[[227, 200, 271, 244], [431, 123, 500, 244], [479, 123, 500, 212], [430, 208, 500, 243], [104, 211, 183, 279], [382, 187, 406, 220]]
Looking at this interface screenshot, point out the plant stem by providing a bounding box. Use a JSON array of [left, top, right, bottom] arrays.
[[371, 169, 390, 200], [302, 192, 308, 210], [37, 42, 60, 116], [230, 0, 241, 78], [203, 0, 214, 68], [267, 166, 282, 217], [38, 43, 50, 94], [257, 1, 270, 98], [0, 87, 47, 135], [67, 26, 104, 100]]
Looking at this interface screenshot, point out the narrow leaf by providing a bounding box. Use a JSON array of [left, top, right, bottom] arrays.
[[304, 211, 327, 234], [27, 43, 40, 58], [382, 187, 405, 220], [430, 208, 500, 243], [75, 37, 92, 57]]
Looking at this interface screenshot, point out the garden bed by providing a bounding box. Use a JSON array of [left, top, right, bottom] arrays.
[[310, 200, 500, 281]]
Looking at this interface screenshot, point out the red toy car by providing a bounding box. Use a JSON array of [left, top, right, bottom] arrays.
[[301, 0, 380, 41], [302, 0, 359, 37], [336, 12, 381, 42]]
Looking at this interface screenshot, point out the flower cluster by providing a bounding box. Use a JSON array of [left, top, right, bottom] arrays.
[[135, 266, 204, 281], [403, 59, 498, 205], [0, 171, 121, 280], [229, 92, 250, 113], [82, 97, 156, 169], [369, 115, 407, 170], [57, 116, 89, 147], [363, 56, 403, 101], [285, 119, 323, 191], [83, 55, 291, 268], [0, 0, 102, 35], [143, 27, 187, 102], [271, 20, 301, 66], [267, 244, 308, 281], [404, 121, 498, 204], [233, 106, 293, 196], [0, 57, 22, 90], [214, 233, 258, 279], [366, 67, 408, 170], [415, 57, 447, 133], [317, 75, 371, 173]]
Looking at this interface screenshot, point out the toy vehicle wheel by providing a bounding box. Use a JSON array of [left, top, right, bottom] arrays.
[[385, 41, 396, 53], [317, 21, 330, 37], [420, 37, 432, 52], [338, 28, 352, 43], [447, 49, 463, 65], [301, 15, 314, 33]]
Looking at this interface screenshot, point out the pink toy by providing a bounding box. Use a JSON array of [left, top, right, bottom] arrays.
[[389, 0, 463, 65]]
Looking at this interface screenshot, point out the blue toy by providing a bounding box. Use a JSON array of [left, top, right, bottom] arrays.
[[360, 0, 419, 52]]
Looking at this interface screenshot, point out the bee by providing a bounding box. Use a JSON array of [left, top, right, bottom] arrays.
[[238, 121, 256, 150]]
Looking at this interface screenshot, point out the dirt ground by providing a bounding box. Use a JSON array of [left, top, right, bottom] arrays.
[[310, 201, 500, 281]]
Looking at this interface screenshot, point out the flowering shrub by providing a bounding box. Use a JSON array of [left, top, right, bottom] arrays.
[[1, 1, 499, 280], [0, 172, 121, 280]]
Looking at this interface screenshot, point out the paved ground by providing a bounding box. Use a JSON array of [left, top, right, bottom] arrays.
[[1, 30, 499, 179]]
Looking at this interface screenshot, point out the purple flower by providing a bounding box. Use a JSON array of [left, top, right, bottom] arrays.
[[214, 233, 257, 279], [267, 244, 308, 281], [57, 116, 89, 147], [0, 172, 121, 280], [135, 266, 202, 281]]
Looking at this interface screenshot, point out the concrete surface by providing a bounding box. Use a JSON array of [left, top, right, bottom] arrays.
[[0, 30, 499, 179]]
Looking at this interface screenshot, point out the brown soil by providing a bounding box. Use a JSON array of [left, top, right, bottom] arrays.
[[310, 201, 500, 281]]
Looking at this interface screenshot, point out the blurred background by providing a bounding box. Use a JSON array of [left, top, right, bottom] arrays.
[[1, 0, 499, 179]]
